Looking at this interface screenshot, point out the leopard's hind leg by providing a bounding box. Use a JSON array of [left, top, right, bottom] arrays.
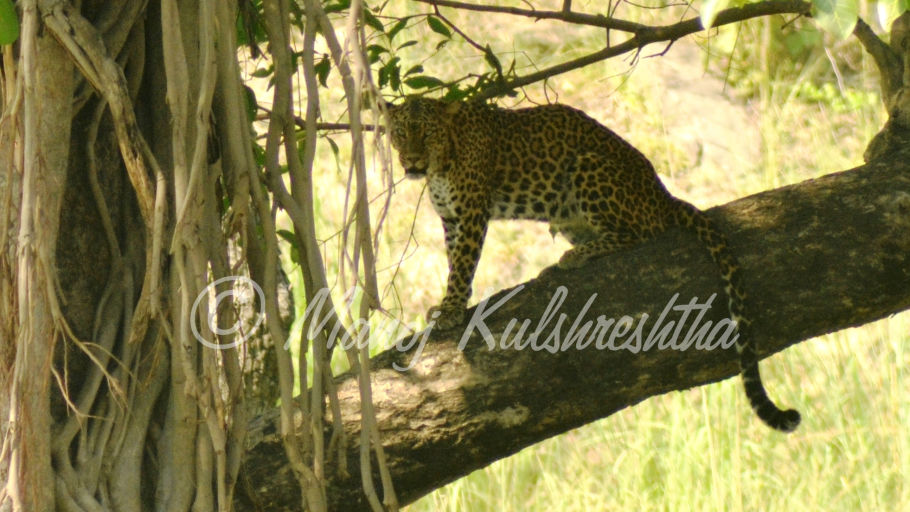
[[556, 153, 663, 269]]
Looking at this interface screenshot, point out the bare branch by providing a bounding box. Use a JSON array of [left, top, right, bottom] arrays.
[[414, 0, 646, 33], [432, 9, 489, 54], [255, 106, 381, 133], [468, 0, 812, 99]]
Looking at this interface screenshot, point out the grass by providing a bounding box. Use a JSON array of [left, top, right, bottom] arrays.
[[262, 1, 908, 509]]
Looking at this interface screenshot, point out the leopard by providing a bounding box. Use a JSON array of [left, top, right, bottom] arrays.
[[385, 96, 801, 432]]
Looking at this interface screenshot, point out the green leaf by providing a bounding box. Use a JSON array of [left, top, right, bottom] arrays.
[[277, 229, 297, 246], [443, 86, 469, 102], [326, 136, 340, 158], [324, 0, 351, 14], [812, 0, 859, 40], [242, 85, 258, 124], [276, 229, 300, 265], [390, 63, 401, 91], [379, 57, 401, 91], [404, 75, 445, 89], [0, 0, 19, 45], [250, 66, 273, 78], [387, 18, 408, 41], [314, 54, 331, 87], [426, 16, 452, 38], [700, 0, 729, 30], [367, 44, 388, 64], [876, 0, 910, 30], [404, 64, 424, 77], [363, 10, 385, 34], [384, 56, 401, 69], [397, 40, 418, 50], [251, 142, 266, 168]]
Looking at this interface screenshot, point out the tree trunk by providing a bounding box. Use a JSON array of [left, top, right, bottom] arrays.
[[237, 154, 910, 510], [3, 10, 74, 511], [2, 2, 261, 510]]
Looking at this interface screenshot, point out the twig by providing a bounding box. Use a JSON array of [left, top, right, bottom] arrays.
[[414, 0, 646, 33], [255, 107, 382, 132], [432, 9, 487, 54], [473, 0, 812, 100]]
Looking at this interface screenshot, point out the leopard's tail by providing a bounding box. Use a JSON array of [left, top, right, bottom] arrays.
[[672, 201, 800, 432]]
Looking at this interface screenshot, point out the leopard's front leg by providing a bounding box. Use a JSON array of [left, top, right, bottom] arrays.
[[429, 214, 489, 330]]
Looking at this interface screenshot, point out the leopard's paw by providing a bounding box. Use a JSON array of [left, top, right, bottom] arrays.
[[427, 303, 465, 331]]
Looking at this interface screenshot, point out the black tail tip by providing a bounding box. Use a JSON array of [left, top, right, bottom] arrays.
[[768, 409, 801, 433]]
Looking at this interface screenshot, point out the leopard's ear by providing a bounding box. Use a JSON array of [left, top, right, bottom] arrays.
[[365, 94, 395, 111], [378, 99, 397, 112]]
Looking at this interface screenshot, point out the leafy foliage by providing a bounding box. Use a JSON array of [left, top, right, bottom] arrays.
[[249, 0, 520, 103], [0, 0, 19, 45], [812, 0, 860, 39], [876, 0, 910, 28]]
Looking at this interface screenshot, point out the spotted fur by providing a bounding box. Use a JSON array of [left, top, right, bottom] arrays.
[[386, 97, 800, 432]]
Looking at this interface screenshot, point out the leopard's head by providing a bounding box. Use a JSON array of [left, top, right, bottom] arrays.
[[385, 97, 455, 179]]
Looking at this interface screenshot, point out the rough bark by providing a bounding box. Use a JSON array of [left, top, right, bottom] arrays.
[[237, 153, 910, 511], [5, 11, 74, 511], [857, 13, 910, 161]]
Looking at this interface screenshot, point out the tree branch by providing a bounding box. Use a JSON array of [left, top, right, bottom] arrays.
[[237, 154, 910, 510], [413, 0, 647, 33], [255, 107, 380, 133], [853, 18, 902, 107], [856, 13, 910, 162], [462, 0, 812, 99]]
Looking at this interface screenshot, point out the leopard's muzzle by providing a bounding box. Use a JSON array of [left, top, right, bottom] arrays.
[[401, 154, 428, 178]]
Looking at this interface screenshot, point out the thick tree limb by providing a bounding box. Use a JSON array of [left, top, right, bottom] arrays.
[[854, 18, 902, 107], [856, 13, 910, 161], [237, 154, 910, 511]]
